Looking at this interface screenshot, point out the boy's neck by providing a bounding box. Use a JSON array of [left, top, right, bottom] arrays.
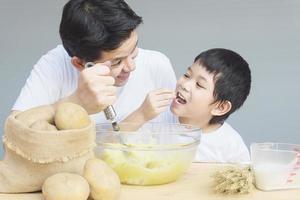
[[201, 123, 222, 133], [178, 117, 222, 133]]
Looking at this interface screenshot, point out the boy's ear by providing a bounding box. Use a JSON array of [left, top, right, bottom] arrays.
[[211, 100, 232, 117], [71, 56, 85, 71]]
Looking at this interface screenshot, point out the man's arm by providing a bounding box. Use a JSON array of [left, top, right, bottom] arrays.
[[12, 46, 117, 115]]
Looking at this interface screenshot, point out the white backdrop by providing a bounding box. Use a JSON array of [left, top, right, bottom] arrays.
[[1, 0, 300, 157]]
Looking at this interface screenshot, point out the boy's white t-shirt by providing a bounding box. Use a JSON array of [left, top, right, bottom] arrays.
[[13, 45, 177, 124], [195, 122, 250, 163]]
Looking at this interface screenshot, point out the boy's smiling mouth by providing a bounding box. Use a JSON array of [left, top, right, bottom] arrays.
[[176, 92, 187, 105]]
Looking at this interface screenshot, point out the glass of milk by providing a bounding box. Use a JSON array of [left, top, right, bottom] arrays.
[[251, 143, 300, 191]]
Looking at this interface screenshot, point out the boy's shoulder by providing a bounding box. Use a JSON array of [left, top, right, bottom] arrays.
[[219, 122, 242, 138], [217, 122, 247, 146], [203, 122, 247, 150], [199, 122, 250, 162], [204, 122, 241, 140], [196, 122, 250, 163]]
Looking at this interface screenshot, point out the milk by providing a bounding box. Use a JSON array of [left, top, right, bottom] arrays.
[[254, 163, 291, 190], [251, 143, 300, 191]]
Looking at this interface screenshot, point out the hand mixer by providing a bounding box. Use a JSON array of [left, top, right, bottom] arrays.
[[85, 62, 120, 131]]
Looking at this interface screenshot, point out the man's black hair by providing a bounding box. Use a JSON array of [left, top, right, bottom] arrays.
[[59, 0, 142, 61]]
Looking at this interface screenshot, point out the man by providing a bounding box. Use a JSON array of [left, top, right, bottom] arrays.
[[13, 0, 176, 124]]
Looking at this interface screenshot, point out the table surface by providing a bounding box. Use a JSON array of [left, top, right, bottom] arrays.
[[0, 162, 299, 200]]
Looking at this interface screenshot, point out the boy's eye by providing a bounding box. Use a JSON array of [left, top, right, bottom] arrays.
[[183, 73, 190, 78], [196, 82, 204, 89]]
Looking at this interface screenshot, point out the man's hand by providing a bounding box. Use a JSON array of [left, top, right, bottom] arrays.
[[61, 62, 117, 114], [139, 88, 175, 121]]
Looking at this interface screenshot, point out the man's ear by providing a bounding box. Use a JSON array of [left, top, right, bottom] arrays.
[[71, 57, 85, 71], [211, 100, 232, 116]]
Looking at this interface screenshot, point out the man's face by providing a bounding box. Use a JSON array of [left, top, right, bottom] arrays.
[[96, 31, 139, 86], [171, 63, 217, 125]]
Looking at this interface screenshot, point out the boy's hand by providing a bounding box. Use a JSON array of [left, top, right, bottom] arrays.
[[139, 88, 176, 121], [119, 88, 175, 131]]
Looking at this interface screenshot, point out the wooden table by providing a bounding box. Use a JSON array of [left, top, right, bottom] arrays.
[[0, 163, 299, 200]]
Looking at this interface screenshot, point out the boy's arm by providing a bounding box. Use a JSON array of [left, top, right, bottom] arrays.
[[153, 52, 177, 123], [120, 88, 175, 131], [119, 107, 148, 131]]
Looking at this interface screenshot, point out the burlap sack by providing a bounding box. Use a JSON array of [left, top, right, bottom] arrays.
[[0, 111, 96, 193]]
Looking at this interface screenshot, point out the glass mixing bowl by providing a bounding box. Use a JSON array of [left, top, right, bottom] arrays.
[[95, 123, 201, 186]]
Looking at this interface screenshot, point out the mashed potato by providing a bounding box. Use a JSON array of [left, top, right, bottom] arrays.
[[100, 148, 193, 185]]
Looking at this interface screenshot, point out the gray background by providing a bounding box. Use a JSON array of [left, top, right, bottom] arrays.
[[1, 0, 299, 158]]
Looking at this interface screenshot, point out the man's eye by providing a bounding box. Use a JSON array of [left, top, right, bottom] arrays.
[[183, 73, 190, 78], [112, 60, 122, 66]]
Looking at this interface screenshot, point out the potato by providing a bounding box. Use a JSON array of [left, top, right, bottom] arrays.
[[16, 105, 55, 127], [83, 159, 121, 200], [30, 119, 58, 131], [42, 173, 90, 200], [54, 102, 90, 130]]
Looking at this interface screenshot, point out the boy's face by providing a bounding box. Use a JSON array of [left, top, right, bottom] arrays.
[[171, 63, 216, 125], [95, 31, 139, 86]]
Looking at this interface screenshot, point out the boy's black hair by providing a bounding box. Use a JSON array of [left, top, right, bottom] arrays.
[[194, 48, 251, 124], [59, 0, 142, 62]]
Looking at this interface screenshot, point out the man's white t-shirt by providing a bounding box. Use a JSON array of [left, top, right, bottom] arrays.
[[195, 122, 250, 163], [13, 45, 177, 124]]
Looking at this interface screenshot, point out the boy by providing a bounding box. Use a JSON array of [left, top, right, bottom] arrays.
[[122, 48, 251, 163]]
